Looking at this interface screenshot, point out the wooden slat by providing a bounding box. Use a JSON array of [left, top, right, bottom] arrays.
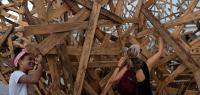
[[47, 55, 62, 94], [24, 21, 88, 36], [49, 46, 121, 55], [36, 32, 69, 55], [48, 4, 70, 20], [156, 64, 187, 94], [0, 26, 13, 47], [134, 0, 144, 18], [73, 1, 102, 95], [75, 0, 123, 24], [34, 0, 48, 22]]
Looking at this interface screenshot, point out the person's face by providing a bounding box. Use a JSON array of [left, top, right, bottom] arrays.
[[19, 54, 35, 71]]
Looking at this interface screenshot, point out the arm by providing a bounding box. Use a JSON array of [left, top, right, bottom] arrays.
[[109, 57, 128, 83], [18, 64, 43, 84], [19, 55, 43, 84], [147, 37, 164, 71], [112, 66, 128, 82]]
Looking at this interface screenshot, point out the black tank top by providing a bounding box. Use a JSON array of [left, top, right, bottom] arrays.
[[137, 62, 153, 95]]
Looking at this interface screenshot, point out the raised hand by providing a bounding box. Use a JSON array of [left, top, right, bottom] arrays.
[[118, 57, 127, 67]]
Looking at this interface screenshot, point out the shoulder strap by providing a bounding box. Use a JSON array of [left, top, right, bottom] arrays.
[[141, 62, 150, 79]]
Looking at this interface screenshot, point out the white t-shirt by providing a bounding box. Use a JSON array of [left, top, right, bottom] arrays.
[[9, 70, 27, 95]]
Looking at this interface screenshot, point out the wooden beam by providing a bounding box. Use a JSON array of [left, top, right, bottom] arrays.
[[83, 81, 98, 95], [75, 0, 123, 24], [56, 44, 74, 94], [47, 4, 70, 20], [72, 61, 118, 68], [165, 10, 200, 28], [171, 0, 198, 38], [33, 0, 47, 22], [49, 46, 121, 55], [156, 64, 187, 94], [134, 0, 144, 18], [157, 53, 177, 66], [144, 0, 157, 8], [0, 26, 13, 47], [141, 7, 200, 91], [73, 1, 102, 95], [47, 55, 62, 94], [164, 87, 199, 95], [36, 32, 69, 55], [24, 21, 88, 36]]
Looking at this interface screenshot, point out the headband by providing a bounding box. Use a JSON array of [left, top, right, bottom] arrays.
[[13, 49, 27, 67]]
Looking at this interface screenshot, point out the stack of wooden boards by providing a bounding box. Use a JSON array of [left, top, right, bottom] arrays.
[[1, 0, 200, 95]]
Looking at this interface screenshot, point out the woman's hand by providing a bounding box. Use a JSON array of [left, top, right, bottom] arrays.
[[118, 57, 127, 67], [158, 37, 164, 53]]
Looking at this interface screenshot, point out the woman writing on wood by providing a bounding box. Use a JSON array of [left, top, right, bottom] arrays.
[[108, 37, 164, 95], [9, 48, 43, 95]]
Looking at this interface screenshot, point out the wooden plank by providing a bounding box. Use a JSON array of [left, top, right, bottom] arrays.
[[49, 46, 121, 55], [36, 32, 69, 55], [165, 11, 200, 28], [137, 10, 200, 38], [0, 16, 19, 27], [1, 9, 17, 20], [83, 81, 98, 95], [73, 1, 102, 95], [176, 78, 193, 95], [165, 87, 199, 95], [33, 0, 48, 22], [67, 8, 90, 23], [47, 4, 70, 20], [141, 7, 200, 91], [24, 20, 115, 36], [99, 72, 113, 88], [115, 0, 124, 16], [47, 55, 62, 94], [23, 4, 40, 25], [32, 7, 92, 55], [63, 0, 81, 13], [144, 0, 157, 8], [72, 61, 118, 68], [0, 26, 13, 47], [87, 71, 101, 94], [171, 0, 198, 38], [134, 0, 144, 18], [75, 0, 123, 24], [141, 7, 199, 71], [190, 37, 200, 47], [156, 64, 187, 94], [24, 21, 88, 36], [57, 45, 99, 95], [100, 72, 114, 95], [95, 29, 106, 42], [157, 53, 177, 66], [56, 44, 74, 94], [139, 9, 200, 37]]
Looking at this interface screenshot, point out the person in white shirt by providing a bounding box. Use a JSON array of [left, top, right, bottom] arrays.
[[9, 48, 43, 95]]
